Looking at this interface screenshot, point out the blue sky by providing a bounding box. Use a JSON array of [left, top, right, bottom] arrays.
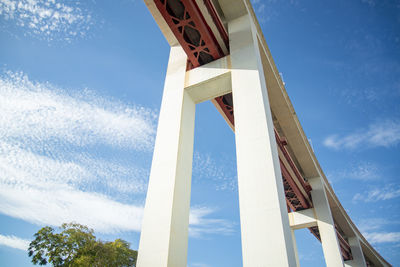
[[0, 0, 399, 266]]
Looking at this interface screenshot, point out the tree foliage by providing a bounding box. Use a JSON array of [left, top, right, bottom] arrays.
[[28, 223, 137, 267]]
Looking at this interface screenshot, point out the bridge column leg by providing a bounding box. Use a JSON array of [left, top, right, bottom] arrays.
[[291, 229, 301, 267], [137, 46, 195, 267], [344, 237, 367, 267], [309, 177, 344, 267], [230, 14, 297, 267]]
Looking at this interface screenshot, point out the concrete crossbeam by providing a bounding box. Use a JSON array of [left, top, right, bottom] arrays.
[[288, 208, 317, 230], [185, 55, 231, 103]]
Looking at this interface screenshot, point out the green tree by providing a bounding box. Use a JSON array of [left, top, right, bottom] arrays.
[[28, 222, 137, 267]]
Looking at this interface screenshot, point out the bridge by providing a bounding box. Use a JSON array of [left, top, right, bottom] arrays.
[[136, 0, 391, 266]]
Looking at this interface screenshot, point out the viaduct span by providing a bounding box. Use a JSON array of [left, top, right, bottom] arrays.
[[137, 0, 391, 266]]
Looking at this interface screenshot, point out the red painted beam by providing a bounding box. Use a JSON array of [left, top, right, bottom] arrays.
[[336, 225, 353, 260], [275, 131, 312, 195], [203, 0, 229, 48], [154, 0, 225, 68], [280, 158, 311, 210]]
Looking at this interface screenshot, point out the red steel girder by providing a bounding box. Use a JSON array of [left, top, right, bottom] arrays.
[[336, 224, 353, 260], [214, 94, 234, 125], [275, 132, 312, 195], [154, 0, 225, 68], [280, 158, 311, 211], [203, 0, 229, 49]]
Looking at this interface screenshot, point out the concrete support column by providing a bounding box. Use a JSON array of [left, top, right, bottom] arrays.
[[230, 14, 297, 267], [137, 46, 195, 267], [291, 230, 301, 267], [344, 237, 367, 267], [309, 177, 344, 267]]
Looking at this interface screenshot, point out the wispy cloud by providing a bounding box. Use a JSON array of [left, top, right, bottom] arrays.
[[251, 0, 278, 23], [327, 162, 379, 182], [364, 232, 400, 244], [338, 87, 381, 106], [0, 182, 145, 233], [0, 70, 155, 233], [358, 218, 392, 232], [0, 0, 93, 41], [0, 234, 30, 251], [354, 199, 400, 246], [251, 0, 303, 23], [323, 120, 400, 150], [192, 152, 237, 191], [0, 71, 156, 150], [357, 218, 400, 244], [189, 207, 235, 238], [251, 0, 267, 13], [353, 185, 400, 203], [344, 162, 379, 180]]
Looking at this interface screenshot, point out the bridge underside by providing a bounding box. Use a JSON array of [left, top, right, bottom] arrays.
[[142, 0, 390, 266]]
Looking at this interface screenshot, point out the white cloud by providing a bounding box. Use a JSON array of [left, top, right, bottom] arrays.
[[353, 186, 400, 203], [0, 71, 156, 151], [0, 182, 145, 233], [189, 207, 235, 238], [358, 218, 391, 232], [0, 0, 93, 41], [0, 70, 154, 197], [250, 0, 302, 23], [344, 162, 379, 180], [192, 152, 237, 191], [328, 162, 380, 181], [358, 218, 400, 244], [364, 232, 400, 244], [0, 140, 150, 197], [0, 234, 30, 251], [323, 120, 400, 150], [0, 70, 154, 233]]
